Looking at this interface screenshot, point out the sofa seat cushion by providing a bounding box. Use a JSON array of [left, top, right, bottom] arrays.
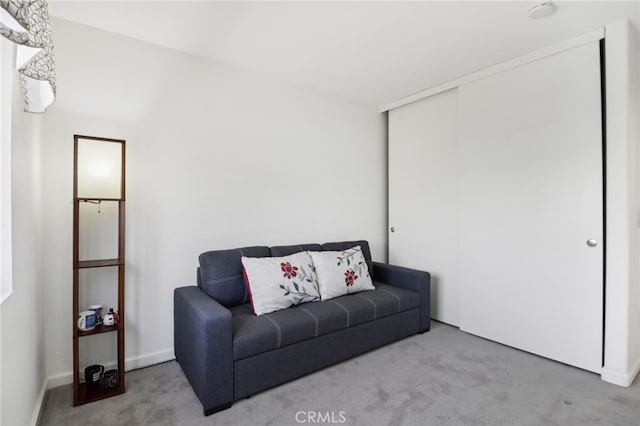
[[229, 282, 420, 360]]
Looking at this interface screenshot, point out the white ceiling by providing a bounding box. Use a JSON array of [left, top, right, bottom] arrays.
[[48, 1, 639, 107]]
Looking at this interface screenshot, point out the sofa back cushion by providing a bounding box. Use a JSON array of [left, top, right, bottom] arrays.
[[321, 240, 373, 273], [270, 243, 322, 257], [198, 246, 270, 307], [197, 241, 373, 307]]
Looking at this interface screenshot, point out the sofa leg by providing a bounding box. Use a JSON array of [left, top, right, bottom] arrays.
[[204, 402, 233, 416]]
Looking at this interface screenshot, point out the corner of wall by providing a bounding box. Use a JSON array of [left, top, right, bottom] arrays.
[[29, 380, 47, 426], [625, 16, 640, 388], [601, 360, 640, 386], [1, 36, 47, 426], [602, 18, 640, 387]]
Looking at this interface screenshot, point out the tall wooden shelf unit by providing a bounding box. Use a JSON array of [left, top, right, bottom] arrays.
[[72, 135, 126, 406]]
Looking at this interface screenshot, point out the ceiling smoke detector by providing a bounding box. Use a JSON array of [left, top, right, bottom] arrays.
[[528, 2, 556, 19]]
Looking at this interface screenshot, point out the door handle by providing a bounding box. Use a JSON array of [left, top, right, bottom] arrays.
[[586, 239, 597, 247]]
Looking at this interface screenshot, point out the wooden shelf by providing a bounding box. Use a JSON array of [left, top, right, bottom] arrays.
[[76, 197, 124, 202], [76, 322, 122, 338], [73, 135, 126, 407], [77, 259, 121, 268], [75, 381, 125, 406]]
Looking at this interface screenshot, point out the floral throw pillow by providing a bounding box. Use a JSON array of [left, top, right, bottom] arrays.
[[308, 246, 375, 301], [241, 251, 320, 315]]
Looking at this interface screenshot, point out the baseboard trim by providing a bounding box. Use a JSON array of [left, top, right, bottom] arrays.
[[30, 379, 47, 426], [601, 357, 640, 386], [46, 347, 175, 390], [124, 348, 175, 372], [47, 371, 74, 390]]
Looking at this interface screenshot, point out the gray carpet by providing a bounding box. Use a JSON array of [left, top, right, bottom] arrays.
[[40, 322, 640, 426]]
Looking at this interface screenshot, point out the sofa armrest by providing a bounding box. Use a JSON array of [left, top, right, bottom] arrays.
[[174, 286, 233, 415], [372, 262, 431, 332]]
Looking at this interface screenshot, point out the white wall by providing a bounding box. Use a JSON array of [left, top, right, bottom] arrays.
[[0, 41, 46, 426], [42, 18, 386, 383], [602, 20, 640, 387]]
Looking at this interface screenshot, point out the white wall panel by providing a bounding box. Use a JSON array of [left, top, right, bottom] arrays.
[[457, 41, 603, 372], [388, 88, 460, 326], [389, 38, 609, 374]]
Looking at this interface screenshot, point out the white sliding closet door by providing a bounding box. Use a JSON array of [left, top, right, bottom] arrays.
[[389, 88, 460, 326], [458, 41, 603, 372]]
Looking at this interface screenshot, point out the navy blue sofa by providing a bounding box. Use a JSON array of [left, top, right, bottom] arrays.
[[173, 240, 430, 416]]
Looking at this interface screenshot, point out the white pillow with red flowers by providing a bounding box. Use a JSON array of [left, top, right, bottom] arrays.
[[241, 251, 320, 315], [308, 246, 375, 301]]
